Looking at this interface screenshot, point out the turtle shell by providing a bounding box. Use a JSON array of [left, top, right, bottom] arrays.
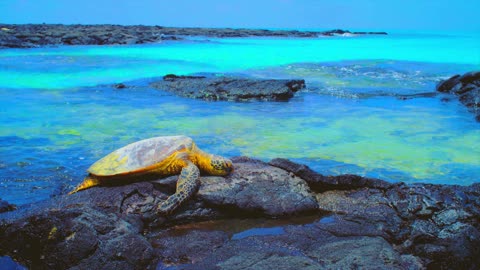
[[88, 135, 193, 176]]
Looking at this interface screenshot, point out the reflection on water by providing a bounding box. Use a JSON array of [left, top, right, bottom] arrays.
[[0, 256, 27, 270], [152, 214, 322, 240], [231, 226, 285, 240], [1, 37, 479, 205], [152, 214, 327, 269], [318, 215, 336, 224]]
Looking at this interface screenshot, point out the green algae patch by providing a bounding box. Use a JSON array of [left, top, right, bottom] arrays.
[[58, 129, 81, 136]]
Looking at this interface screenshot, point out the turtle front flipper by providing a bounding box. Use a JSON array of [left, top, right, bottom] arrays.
[[157, 161, 200, 215], [68, 175, 100, 195]]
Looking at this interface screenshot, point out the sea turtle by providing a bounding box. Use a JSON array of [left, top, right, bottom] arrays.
[[69, 135, 233, 214]]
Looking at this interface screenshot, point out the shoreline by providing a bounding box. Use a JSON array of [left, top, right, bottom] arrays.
[[0, 23, 387, 48], [1, 157, 478, 269]]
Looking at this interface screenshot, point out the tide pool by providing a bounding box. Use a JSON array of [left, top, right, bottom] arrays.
[[0, 32, 479, 205]]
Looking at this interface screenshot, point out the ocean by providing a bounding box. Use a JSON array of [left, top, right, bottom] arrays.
[[1, 32, 479, 205]]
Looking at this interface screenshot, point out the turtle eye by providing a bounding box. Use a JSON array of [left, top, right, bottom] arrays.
[[225, 164, 233, 173], [224, 160, 233, 173]]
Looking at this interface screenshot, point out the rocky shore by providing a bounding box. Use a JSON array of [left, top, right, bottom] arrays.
[[150, 74, 305, 101], [0, 157, 478, 269], [0, 24, 387, 48], [437, 71, 480, 121]]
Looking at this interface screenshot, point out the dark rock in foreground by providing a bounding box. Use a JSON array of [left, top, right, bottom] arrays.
[[150, 74, 306, 101], [0, 24, 387, 49], [437, 71, 480, 121], [0, 157, 479, 269]]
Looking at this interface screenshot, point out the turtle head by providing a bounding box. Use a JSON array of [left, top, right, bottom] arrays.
[[207, 155, 233, 176]]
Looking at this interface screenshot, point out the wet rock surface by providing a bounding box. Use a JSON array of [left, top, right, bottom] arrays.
[[437, 71, 480, 121], [0, 157, 479, 269], [151, 74, 306, 101], [0, 24, 387, 49]]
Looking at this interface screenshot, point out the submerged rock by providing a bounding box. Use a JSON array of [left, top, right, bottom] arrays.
[[0, 199, 15, 214], [437, 71, 480, 121], [0, 157, 479, 269], [150, 74, 305, 101]]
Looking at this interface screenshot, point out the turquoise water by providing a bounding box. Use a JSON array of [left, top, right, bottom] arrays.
[[1, 33, 479, 205]]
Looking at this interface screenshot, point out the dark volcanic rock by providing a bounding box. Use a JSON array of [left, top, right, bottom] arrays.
[[1, 157, 479, 269], [0, 199, 15, 213], [0, 31, 32, 48], [459, 71, 480, 84], [0, 24, 387, 48], [186, 235, 419, 270], [321, 29, 387, 36], [151, 74, 305, 101], [0, 206, 153, 270], [269, 158, 394, 191], [197, 157, 318, 215], [437, 74, 461, 93], [437, 71, 480, 120], [113, 83, 127, 89]]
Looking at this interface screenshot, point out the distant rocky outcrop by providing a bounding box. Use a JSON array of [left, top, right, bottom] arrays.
[[437, 71, 480, 121], [323, 29, 388, 36], [150, 74, 306, 101], [0, 24, 387, 49], [1, 157, 479, 269]]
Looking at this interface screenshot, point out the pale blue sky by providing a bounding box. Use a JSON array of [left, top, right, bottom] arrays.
[[1, 0, 479, 31]]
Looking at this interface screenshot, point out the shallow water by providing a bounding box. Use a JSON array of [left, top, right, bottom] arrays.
[[151, 215, 322, 240], [1, 33, 479, 205]]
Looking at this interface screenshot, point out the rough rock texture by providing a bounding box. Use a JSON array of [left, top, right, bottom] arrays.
[[437, 71, 480, 121], [0, 207, 153, 270], [0, 24, 178, 48], [0, 24, 387, 48], [196, 157, 318, 215], [0, 157, 479, 269], [150, 74, 306, 101], [271, 158, 480, 269]]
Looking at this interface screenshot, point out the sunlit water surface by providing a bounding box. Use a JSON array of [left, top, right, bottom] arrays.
[[1, 32, 479, 205]]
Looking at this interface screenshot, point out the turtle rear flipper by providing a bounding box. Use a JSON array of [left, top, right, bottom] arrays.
[[157, 161, 200, 215]]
